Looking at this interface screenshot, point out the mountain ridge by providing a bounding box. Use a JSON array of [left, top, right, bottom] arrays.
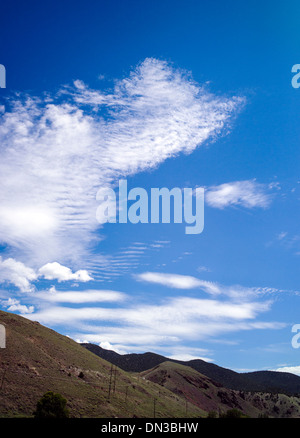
[[81, 343, 300, 395]]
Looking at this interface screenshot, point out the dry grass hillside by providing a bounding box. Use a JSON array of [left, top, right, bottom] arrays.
[[0, 310, 204, 418]]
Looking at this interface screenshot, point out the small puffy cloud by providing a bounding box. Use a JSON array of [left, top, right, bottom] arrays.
[[206, 179, 272, 209], [38, 262, 93, 282], [0, 257, 37, 292], [0, 258, 93, 292], [2, 298, 34, 314]]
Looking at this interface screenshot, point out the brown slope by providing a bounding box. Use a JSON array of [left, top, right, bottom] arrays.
[[0, 310, 203, 418], [140, 361, 262, 417]]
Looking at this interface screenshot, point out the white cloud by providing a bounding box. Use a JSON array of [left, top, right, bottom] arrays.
[[277, 231, 288, 241], [0, 58, 243, 266], [197, 265, 211, 273], [38, 262, 92, 282], [0, 258, 93, 292], [27, 297, 267, 325], [134, 271, 280, 300], [205, 179, 272, 209], [2, 298, 34, 314], [69, 318, 284, 352], [274, 365, 300, 376], [135, 272, 221, 294], [165, 345, 213, 362], [167, 353, 213, 362], [99, 341, 127, 355], [36, 287, 126, 303], [22, 275, 283, 354], [0, 257, 37, 292]]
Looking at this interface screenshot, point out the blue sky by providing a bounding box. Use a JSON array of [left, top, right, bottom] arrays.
[[0, 0, 300, 374]]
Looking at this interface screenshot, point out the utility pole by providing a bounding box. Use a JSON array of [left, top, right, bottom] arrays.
[[153, 398, 156, 418], [0, 368, 6, 391], [113, 367, 117, 394], [108, 365, 113, 400]]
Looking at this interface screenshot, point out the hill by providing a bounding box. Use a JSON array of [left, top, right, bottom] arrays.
[[140, 361, 260, 417], [81, 344, 169, 373], [81, 343, 300, 395], [140, 362, 300, 418], [2, 309, 300, 418], [0, 310, 204, 418]]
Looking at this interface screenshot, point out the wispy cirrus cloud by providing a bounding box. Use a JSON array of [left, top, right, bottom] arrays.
[[135, 271, 221, 294], [29, 297, 270, 325], [83, 240, 170, 282], [205, 179, 272, 209], [0, 58, 243, 270], [36, 287, 126, 304], [24, 292, 284, 356], [10, 266, 284, 356], [135, 271, 282, 300]]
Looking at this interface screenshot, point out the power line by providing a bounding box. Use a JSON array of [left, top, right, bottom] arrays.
[[0, 367, 192, 417]]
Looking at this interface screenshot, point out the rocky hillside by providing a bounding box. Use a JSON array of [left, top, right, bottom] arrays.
[[140, 362, 300, 418], [140, 361, 260, 417]]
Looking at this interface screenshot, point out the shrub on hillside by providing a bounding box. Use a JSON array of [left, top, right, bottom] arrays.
[[207, 410, 218, 418], [220, 408, 245, 418], [34, 391, 70, 418]]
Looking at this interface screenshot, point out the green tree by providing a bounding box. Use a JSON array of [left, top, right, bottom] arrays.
[[34, 391, 70, 418], [220, 408, 244, 418], [207, 410, 218, 418]]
